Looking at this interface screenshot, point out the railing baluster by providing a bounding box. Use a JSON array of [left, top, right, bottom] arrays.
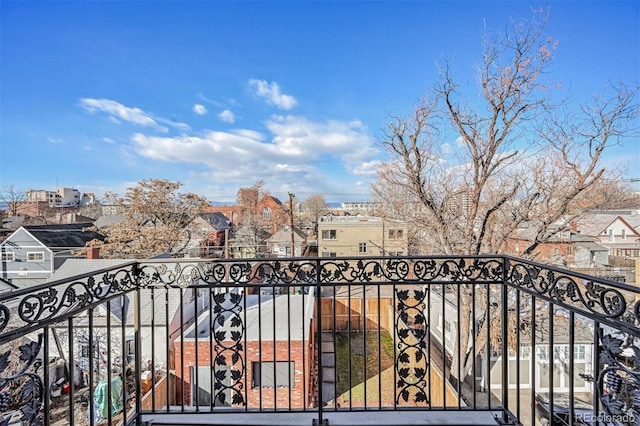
[[569, 311, 575, 426], [43, 326, 50, 426], [501, 267, 509, 424], [88, 309, 95, 426], [164, 287, 170, 414], [135, 269, 143, 422], [105, 300, 112, 426], [194, 287, 199, 412], [68, 318, 75, 426], [150, 287, 156, 413], [316, 258, 324, 425]]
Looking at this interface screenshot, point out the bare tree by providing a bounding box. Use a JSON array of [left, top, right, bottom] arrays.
[[91, 179, 209, 258], [301, 194, 329, 231], [232, 213, 271, 258], [0, 185, 27, 217], [373, 9, 639, 385]]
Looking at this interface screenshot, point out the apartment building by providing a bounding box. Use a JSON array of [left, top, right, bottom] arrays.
[[317, 215, 408, 257]]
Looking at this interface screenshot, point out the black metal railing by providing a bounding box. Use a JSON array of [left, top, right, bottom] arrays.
[[0, 256, 638, 425]]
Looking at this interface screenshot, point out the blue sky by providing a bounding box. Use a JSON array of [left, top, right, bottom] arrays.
[[1, 1, 638, 204]]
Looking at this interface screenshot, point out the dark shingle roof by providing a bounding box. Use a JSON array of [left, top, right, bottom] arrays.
[[200, 212, 231, 230], [24, 223, 104, 249]]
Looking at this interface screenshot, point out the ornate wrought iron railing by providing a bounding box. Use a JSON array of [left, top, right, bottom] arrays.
[[0, 256, 638, 425]]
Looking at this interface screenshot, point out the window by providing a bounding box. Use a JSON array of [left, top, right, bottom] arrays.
[[321, 229, 337, 240], [1, 252, 14, 262], [574, 345, 586, 360], [537, 346, 548, 361], [252, 361, 295, 388], [388, 251, 403, 256], [359, 243, 367, 253], [322, 252, 337, 257], [622, 229, 626, 240], [444, 320, 452, 339], [388, 229, 404, 239], [80, 345, 90, 358], [608, 229, 614, 242], [27, 252, 44, 261], [262, 207, 272, 220]]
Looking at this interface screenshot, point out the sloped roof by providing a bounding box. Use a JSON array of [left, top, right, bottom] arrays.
[[267, 227, 306, 243], [48, 259, 131, 282], [181, 292, 315, 342], [577, 214, 618, 236], [200, 212, 231, 230], [24, 223, 104, 249], [575, 241, 609, 252], [94, 214, 125, 229], [2, 216, 24, 230]]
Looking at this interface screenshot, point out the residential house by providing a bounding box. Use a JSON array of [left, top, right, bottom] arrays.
[[196, 212, 232, 258], [507, 226, 610, 268], [0, 223, 103, 287], [577, 212, 640, 258], [46, 258, 212, 405], [317, 215, 408, 257], [211, 187, 290, 234], [173, 291, 316, 409], [427, 287, 595, 396], [266, 227, 307, 257]]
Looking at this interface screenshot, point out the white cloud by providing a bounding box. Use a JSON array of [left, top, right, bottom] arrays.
[[129, 114, 379, 192], [157, 117, 191, 132], [351, 160, 382, 177], [79, 98, 190, 133], [248, 79, 297, 110], [79, 98, 168, 132], [265, 115, 377, 163], [102, 137, 116, 144], [193, 104, 207, 115], [47, 137, 63, 144], [218, 109, 235, 123]]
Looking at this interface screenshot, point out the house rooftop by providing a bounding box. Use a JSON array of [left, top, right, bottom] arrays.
[[24, 223, 103, 249], [180, 292, 315, 341]]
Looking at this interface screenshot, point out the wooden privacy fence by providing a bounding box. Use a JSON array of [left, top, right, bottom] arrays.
[[320, 297, 424, 332], [320, 298, 393, 332]]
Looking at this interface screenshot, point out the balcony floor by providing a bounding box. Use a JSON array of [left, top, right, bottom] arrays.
[[139, 410, 514, 425]]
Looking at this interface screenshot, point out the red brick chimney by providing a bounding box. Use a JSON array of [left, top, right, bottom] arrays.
[[87, 247, 101, 259]]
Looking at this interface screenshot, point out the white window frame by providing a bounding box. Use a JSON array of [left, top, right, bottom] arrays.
[[444, 320, 452, 340], [27, 252, 45, 262], [359, 242, 367, 253], [1, 251, 14, 262], [321, 229, 337, 240]]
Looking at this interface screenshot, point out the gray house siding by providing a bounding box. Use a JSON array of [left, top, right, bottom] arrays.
[[0, 228, 53, 281]]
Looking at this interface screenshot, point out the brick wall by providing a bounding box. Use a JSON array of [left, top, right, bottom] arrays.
[[174, 338, 314, 409]]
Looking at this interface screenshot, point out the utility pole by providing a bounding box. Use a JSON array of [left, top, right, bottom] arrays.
[[288, 192, 295, 256]]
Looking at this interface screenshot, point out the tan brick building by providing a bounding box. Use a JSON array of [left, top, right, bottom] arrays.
[[317, 216, 408, 257]]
